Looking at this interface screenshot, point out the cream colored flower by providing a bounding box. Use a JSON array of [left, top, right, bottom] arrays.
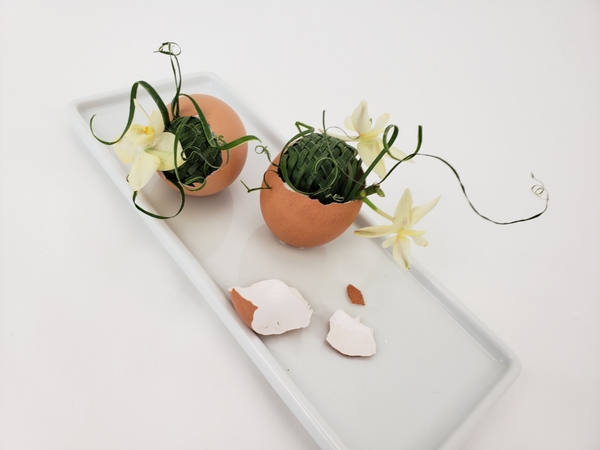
[[354, 189, 440, 270], [114, 100, 183, 191], [328, 101, 409, 178]]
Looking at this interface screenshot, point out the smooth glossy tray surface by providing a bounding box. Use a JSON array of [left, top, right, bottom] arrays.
[[68, 73, 520, 450]]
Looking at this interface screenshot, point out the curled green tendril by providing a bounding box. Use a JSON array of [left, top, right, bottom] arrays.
[[418, 153, 549, 225], [240, 145, 276, 192], [254, 145, 273, 163], [155, 42, 183, 117]]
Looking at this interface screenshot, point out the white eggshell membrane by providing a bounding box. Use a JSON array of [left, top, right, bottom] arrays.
[[326, 309, 377, 357], [228, 279, 313, 335]]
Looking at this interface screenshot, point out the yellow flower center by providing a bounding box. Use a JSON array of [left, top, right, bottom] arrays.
[[138, 126, 153, 136]]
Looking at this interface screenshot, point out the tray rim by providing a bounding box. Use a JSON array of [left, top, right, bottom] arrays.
[[67, 72, 521, 450]]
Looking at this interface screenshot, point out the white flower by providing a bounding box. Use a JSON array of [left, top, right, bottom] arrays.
[[328, 101, 409, 178], [114, 100, 183, 191], [354, 188, 440, 270]]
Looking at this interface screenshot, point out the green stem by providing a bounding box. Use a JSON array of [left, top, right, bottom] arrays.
[[361, 196, 394, 221], [156, 42, 182, 118], [417, 153, 549, 225]]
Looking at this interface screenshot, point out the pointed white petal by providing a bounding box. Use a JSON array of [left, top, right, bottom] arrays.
[[343, 116, 356, 131], [113, 136, 137, 164], [124, 124, 154, 147], [393, 236, 412, 270], [150, 132, 183, 170], [392, 189, 412, 227], [356, 140, 376, 165], [403, 229, 425, 237], [411, 234, 429, 247], [357, 141, 387, 178], [134, 99, 153, 124], [354, 225, 395, 238], [381, 236, 396, 248], [351, 101, 372, 135], [372, 160, 387, 178], [387, 144, 410, 162], [128, 152, 161, 191], [149, 109, 165, 135], [372, 113, 390, 133], [410, 195, 440, 226]]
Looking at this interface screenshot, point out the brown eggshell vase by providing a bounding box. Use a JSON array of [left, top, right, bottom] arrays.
[[260, 154, 363, 248], [161, 94, 248, 197]]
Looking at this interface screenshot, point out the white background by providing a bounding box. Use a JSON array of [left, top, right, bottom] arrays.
[[1, 1, 599, 449]]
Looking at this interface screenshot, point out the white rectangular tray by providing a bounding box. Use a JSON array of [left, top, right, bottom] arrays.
[[68, 73, 520, 450]]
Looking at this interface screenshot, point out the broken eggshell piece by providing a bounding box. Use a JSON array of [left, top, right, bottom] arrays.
[[326, 309, 377, 357], [346, 284, 365, 305], [228, 279, 313, 335]]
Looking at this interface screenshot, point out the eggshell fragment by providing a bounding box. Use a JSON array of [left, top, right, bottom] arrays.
[[346, 284, 365, 305], [228, 280, 313, 335], [326, 309, 376, 357]]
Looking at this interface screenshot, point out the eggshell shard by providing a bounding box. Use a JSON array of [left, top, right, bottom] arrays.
[[346, 284, 365, 305], [228, 288, 258, 330], [326, 309, 376, 357], [228, 280, 313, 335]]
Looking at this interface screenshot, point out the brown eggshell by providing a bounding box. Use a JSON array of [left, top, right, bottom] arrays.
[[347, 284, 365, 305], [163, 94, 248, 196], [228, 288, 258, 330], [260, 154, 363, 248]]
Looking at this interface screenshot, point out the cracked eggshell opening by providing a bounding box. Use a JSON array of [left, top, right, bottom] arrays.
[[326, 309, 377, 357], [228, 279, 313, 335]]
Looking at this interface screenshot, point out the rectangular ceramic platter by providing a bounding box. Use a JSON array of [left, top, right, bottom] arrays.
[[68, 73, 520, 450]]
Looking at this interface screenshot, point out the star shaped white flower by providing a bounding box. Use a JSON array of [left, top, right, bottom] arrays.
[[114, 100, 183, 191], [354, 188, 440, 270], [328, 101, 409, 178]]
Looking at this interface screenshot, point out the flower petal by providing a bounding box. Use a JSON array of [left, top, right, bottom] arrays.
[[372, 113, 390, 134], [354, 225, 395, 238], [125, 124, 155, 147], [403, 229, 425, 237], [128, 151, 161, 191], [381, 236, 396, 248], [357, 141, 387, 178], [351, 101, 372, 135], [411, 234, 429, 247], [410, 195, 440, 226], [389, 146, 411, 162], [392, 189, 412, 228], [149, 132, 184, 171], [393, 236, 412, 270], [113, 136, 136, 164], [343, 116, 356, 132], [134, 99, 153, 124], [150, 109, 165, 135], [377, 138, 411, 163]]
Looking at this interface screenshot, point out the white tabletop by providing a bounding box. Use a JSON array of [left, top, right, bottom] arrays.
[[1, 1, 598, 449]]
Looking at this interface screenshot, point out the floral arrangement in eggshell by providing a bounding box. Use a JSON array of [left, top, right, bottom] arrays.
[[90, 42, 260, 218], [255, 101, 549, 270]]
